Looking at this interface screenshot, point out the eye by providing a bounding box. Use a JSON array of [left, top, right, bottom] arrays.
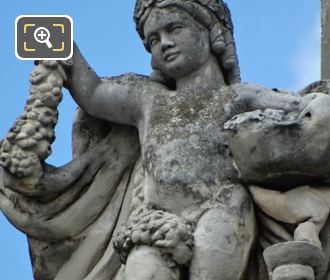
[[171, 25, 183, 33], [149, 37, 160, 47]]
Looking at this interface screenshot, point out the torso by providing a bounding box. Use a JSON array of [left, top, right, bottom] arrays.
[[139, 84, 241, 218]]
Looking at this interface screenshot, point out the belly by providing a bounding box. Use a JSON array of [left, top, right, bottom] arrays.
[[143, 171, 205, 221], [143, 123, 238, 186]]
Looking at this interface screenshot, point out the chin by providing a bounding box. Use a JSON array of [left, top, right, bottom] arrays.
[[163, 63, 193, 80], [158, 56, 187, 77]]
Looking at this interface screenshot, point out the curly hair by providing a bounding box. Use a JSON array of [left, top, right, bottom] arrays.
[[134, 0, 240, 86]]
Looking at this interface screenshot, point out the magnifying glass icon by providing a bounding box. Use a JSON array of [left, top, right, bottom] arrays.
[[34, 27, 53, 49]]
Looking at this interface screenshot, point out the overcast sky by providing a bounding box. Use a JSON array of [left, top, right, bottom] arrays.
[[0, 1, 320, 279]]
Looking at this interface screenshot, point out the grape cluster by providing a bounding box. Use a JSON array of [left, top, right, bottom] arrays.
[[113, 205, 194, 265], [0, 61, 67, 178]]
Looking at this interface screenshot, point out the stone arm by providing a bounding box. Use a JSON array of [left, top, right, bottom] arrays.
[[229, 83, 314, 117], [65, 43, 144, 127]]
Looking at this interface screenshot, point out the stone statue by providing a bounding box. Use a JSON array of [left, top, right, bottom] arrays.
[[1, 1, 330, 279]]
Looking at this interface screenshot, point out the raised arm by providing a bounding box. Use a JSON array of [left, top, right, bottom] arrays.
[[65, 43, 144, 126]]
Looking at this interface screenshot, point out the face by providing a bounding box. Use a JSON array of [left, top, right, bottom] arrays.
[[143, 7, 212, 80]]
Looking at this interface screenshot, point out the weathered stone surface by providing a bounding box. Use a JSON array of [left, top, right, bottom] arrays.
[[1, 1, 330, 279]]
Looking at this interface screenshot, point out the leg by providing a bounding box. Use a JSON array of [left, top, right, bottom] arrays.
[[250, 185, 330, 247], [190, 185, 256, 280], [125, 246, 180, 280]]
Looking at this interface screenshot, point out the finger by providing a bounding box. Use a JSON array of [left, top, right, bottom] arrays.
[[155, 239, 173, 248]]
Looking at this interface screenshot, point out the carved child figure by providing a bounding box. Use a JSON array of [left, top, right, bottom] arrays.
[[62, 0, 324, 279], [2, 0, 330, 279]]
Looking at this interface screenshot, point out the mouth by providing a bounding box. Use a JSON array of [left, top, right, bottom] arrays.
[[164, 51, 180, 62]]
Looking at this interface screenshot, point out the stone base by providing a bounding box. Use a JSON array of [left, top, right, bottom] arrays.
[[272, 264, 314, 280], [263, 241, 325, 280]]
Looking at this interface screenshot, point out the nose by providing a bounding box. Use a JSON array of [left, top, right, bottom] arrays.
[[161, 35, 175, 52]]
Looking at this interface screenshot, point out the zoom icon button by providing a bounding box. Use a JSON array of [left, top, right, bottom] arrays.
[[16, 15, 73, 60]]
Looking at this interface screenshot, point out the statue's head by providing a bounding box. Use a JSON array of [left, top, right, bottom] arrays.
[[134, 0, 240, 87]]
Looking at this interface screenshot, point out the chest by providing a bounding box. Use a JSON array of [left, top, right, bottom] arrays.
[[146, 90, 230, 137]]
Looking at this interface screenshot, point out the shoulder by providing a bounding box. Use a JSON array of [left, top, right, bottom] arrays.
[[102, 73, 149, 83], [298, 80, 330, 96], [101, 73, 166, 92]]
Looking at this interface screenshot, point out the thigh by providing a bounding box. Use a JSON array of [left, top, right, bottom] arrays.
[[190, 185, 256, 280]]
